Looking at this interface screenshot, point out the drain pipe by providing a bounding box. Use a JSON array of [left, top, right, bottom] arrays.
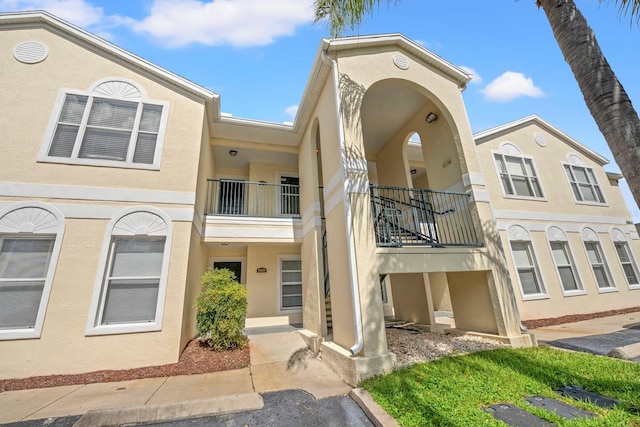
[[321, 48, 364, 356]]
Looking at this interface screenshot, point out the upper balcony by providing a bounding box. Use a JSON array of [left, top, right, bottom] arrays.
[[202, 179, 302, 243], [370, 184, 482, 248]]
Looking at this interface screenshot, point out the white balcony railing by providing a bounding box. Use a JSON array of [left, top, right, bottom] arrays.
[[206, 179, 300, 218]]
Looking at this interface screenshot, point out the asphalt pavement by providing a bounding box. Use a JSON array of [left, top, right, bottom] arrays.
[[144, 389, 375, 427]]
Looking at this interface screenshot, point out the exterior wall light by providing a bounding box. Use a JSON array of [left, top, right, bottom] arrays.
[[425, 112, 438, 123], [229, 150, 238, 157], [411, 169, 417, 175]]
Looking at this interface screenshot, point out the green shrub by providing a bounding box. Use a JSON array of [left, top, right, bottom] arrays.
[[195, 268, 248, 351]]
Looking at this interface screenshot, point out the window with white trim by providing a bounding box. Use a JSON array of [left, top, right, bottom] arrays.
[[563, 164, 605, 203], [0, 204, 64, 340], [611, 229, 640, 288], [87, 208, 172, 335], [0, 237, 54, 330], [41, 80, 168, 169], [507, 225, 546, 298], [99, 238, 165, 325], [280, 257, 302, 310], [546, 227, 583, 294], [581, 228, 615, 291], [493, 153, 543, 198], [550, 242, 582, 292], [614, 242, 639, 286]]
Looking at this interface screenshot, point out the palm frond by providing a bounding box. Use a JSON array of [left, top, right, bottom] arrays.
[[600, 0, 640, 26], [314, 0, 402, 37]]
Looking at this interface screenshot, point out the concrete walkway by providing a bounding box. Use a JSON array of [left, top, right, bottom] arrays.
[[532, 312, 640, 361], [0, 325, 352, 425]]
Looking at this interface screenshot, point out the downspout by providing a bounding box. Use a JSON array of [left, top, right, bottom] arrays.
[[321, 49, 364, 356]]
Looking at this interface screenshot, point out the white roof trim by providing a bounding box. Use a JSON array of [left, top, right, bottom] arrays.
[[0, 11, 216, 103], [326, 34, 472, 87], [474, 115, 609, 165]]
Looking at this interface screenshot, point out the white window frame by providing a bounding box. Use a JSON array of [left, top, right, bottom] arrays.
[[610, 228, 640, 290], [507, 224, 548, 300], [277, 255, 302, 313], [581, 227, 616, 293], [545, 226, 584, 297], [38, 78, 169, 170], [0, 202, 65, 340], [492, 150, 545, 200], [86, 206, 172, 336], [562, 162, 606, 205]]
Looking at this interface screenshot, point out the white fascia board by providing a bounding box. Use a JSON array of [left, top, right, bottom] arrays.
[[0, 11, 216, 103], [211, 40, 332, 146], [326, 34, 471, 87], [474, 115, 609, 165]]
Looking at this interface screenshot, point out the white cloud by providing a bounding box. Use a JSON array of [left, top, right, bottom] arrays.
[[0, 0, 103, 26], [481, 71, 545, 102], [284, 105, 298, 120], [131, 0, 315, 48], [460, 66, 482, 84]]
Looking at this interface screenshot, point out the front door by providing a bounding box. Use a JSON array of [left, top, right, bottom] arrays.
[[213, 261, 243, 283]]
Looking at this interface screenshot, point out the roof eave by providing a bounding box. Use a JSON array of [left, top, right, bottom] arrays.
[[474, 115, 609, 165], [0, 11, 216, 104]]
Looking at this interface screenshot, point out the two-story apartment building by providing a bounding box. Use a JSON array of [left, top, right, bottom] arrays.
[[475, 116, 640, 321], [1, 11, 636, 385]]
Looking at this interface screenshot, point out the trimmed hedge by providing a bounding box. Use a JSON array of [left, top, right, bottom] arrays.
[[195, 268, 248, 351]]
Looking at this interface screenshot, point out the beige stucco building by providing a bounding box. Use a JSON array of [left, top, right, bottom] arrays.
[[475, 116, 640, 321], [0, 11, 636, 385]]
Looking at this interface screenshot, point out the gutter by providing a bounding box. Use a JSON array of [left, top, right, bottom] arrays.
[[320, 49, 364, 356]]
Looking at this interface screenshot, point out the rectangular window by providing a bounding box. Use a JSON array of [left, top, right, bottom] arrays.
[[280, 258, 302, 310], [494, 154, 543, 198], [47, 94, 164, 167], [564, 164, 605, 203], [614, 242, 639, 286], [550, 242, 581, 292], [0, 237, 54, 330], [584, 241, 614, 289], [511, 241, 545, 296], [99, 238, 164, 325]]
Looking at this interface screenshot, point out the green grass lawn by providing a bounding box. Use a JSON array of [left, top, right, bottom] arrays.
[[361, 347, 640, 426]]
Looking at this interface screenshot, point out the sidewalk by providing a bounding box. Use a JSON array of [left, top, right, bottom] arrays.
[[531, 311, 640, 361], [0, 325, 352, 425]]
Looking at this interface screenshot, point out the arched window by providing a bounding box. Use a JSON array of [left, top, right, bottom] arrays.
[[507, 224, 546, 299], [0, 203, 64, 339], [610, 228, 640, 289], [39, 78, 169, 169], [493, 143, 544, 199], [546, 226, 583, 295], [86, 207, 172, 335], [581, 227, 615, 292]]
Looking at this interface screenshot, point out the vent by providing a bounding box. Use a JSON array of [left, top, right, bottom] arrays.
[[534, 132, 547, 147], [393, 54, 409, 70], [14, 41, 48, 64]]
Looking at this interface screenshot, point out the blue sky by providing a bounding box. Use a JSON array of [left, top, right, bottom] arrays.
[[2, 0, 639, 218]]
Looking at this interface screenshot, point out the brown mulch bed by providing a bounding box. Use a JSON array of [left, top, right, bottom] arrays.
[[523, 307, 640, 329], [0, 339, 250, 393]]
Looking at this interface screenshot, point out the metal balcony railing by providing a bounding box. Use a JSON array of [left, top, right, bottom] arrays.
[[206, 179, 300, 218], [370, 184, 482, 248]]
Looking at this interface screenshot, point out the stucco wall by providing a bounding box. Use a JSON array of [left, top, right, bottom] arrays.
[[0, 218, 191, 378], [0, 27, 206, 193]]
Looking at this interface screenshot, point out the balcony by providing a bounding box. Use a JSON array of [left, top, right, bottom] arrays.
[[206, 179, 300, 218], [370, 184, 482, 248]]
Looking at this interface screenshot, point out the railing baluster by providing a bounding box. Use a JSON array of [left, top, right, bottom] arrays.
[[205, 179, 300, 218], [369, 184, 482, 248]]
